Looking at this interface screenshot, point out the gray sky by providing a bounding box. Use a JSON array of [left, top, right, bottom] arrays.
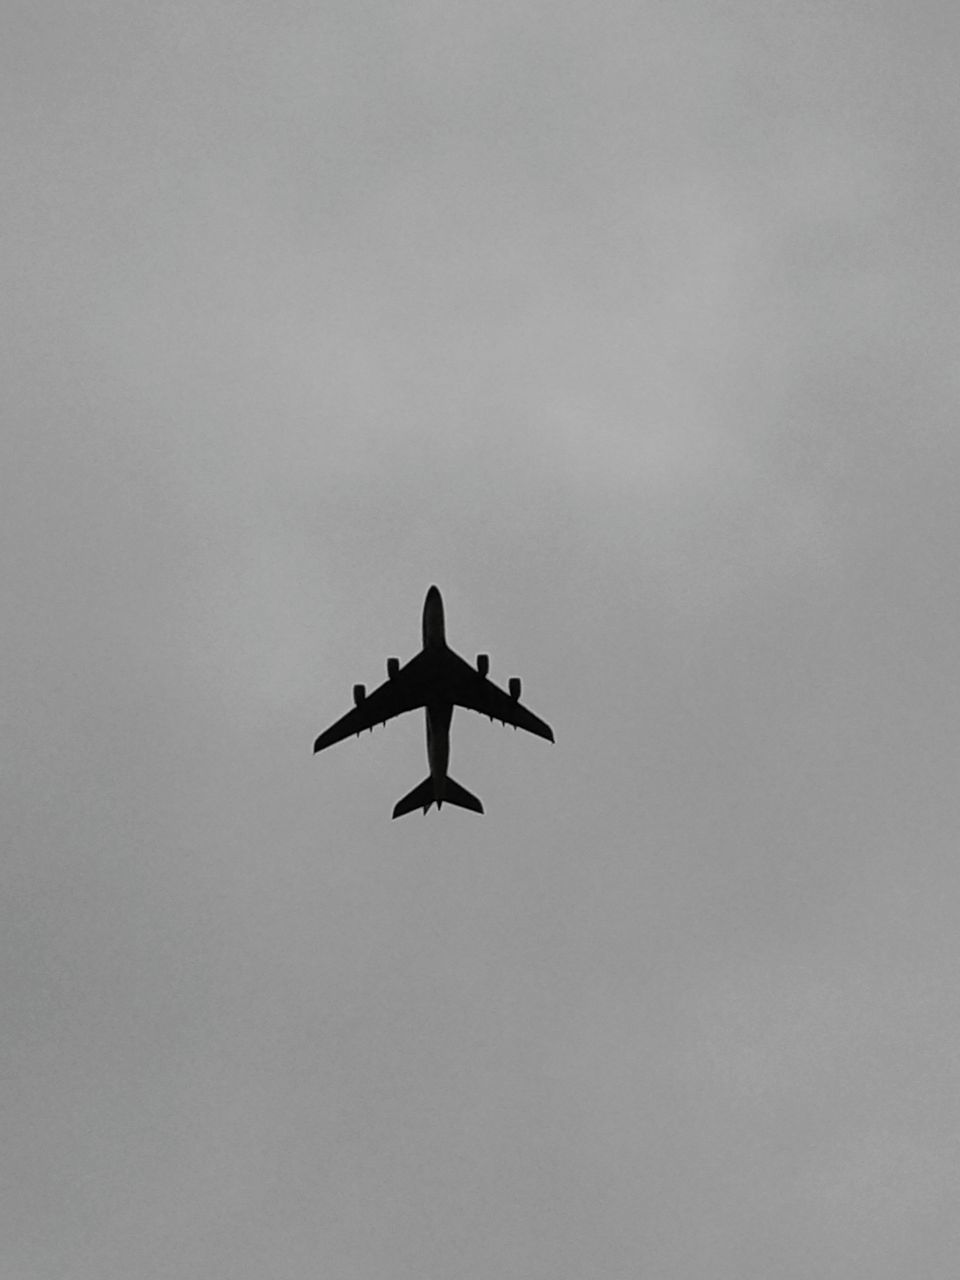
[[4, 1, 960, 1276]]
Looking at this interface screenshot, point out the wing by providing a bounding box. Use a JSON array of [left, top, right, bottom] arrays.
[[442, 650, 555, 742], [313, 653, 429, 753]]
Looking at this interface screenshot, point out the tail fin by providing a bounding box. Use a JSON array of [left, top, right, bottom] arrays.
[[391, 775, 484, 819]]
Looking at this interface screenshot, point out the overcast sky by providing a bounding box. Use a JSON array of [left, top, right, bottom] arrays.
[[4, 1, 960, 1276]]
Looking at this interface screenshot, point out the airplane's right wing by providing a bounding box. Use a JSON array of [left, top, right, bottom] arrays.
[[442, 650, 555, 742]]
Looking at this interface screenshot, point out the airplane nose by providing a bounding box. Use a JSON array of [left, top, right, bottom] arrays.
[[422, 585, 445, 647]]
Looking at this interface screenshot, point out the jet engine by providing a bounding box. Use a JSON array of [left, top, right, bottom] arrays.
[[387, 657, 400, 679], [353, 683, 366, 705], [476, 653, 489, 678], [509, 677, 521, 700]]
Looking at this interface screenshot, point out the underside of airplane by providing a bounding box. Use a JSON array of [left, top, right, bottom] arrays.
[[313, 586, 554, 817]]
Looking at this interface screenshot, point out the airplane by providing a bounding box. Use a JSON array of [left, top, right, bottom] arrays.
[[313, 585, 554, 817]]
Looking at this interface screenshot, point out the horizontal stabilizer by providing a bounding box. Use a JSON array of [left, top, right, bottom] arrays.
[[392, 775, 484, 819], [392, 777, 435, 819], [443, 776, 483, 814]]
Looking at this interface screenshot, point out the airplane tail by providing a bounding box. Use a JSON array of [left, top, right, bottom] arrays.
[[444, 777, 484, 815], [392, 775, 484, 819]]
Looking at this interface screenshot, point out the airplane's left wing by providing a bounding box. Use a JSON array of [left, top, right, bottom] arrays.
[[313, 653, 428, 753], [442, 650, 555, 742]]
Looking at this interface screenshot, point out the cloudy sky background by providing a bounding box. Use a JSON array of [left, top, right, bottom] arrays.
[[5, 1, 960, 1275]]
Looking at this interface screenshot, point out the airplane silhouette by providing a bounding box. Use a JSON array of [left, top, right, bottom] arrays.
[[313, 586, 554, 817]]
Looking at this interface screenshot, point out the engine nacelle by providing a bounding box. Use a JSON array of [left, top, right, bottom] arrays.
[[387, 657, 400, 680], [509, 677, 521, 701], [353, 683, 366, 706], [476, 653, 489, 678]]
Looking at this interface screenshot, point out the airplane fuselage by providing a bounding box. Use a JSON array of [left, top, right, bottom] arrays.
[[422, 584, 446, 648], [426, 698, 452, 803], [423, 587, 452, 804]]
